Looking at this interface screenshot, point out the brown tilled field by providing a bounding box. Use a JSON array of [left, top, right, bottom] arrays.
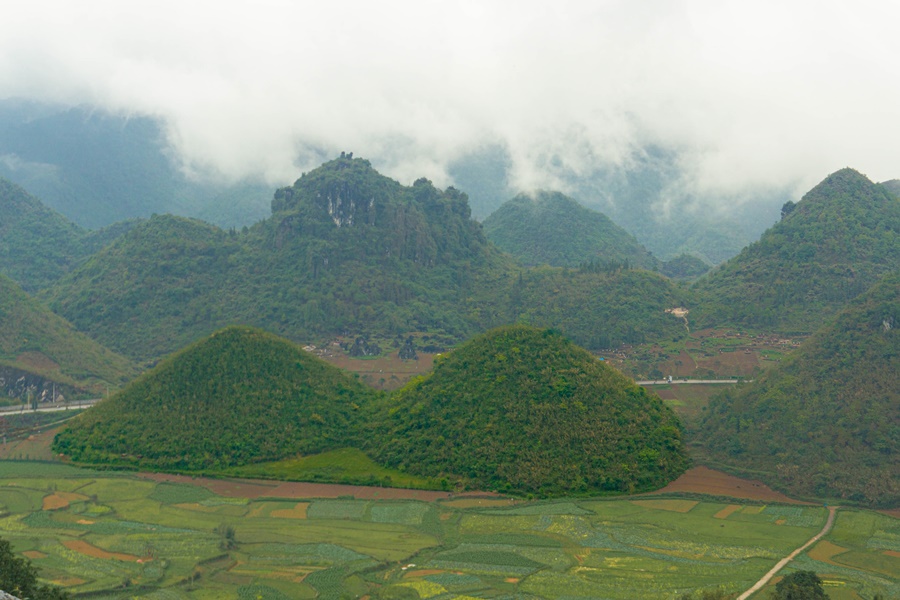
[[322, 351, 435, 390], [649, 466, 813, 504]]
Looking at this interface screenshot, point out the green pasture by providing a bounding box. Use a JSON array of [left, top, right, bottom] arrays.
[[223, 448, 443, 490], [0, 461, 897, 599]]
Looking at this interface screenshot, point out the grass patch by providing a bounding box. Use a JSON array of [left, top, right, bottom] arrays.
[[223, 448, 443, 490]]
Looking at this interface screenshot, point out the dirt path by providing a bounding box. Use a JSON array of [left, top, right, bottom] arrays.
[[735, 506, 838, 600]]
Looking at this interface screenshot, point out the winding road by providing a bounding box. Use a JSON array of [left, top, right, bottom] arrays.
[[735, 505, 839, 600]]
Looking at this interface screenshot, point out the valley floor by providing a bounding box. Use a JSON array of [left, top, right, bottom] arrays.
[[0, 460, 897, 600]]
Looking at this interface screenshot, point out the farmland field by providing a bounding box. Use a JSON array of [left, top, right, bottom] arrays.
[[1, 461, 897, 599]]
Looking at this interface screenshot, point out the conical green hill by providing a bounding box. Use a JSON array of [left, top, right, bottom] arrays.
[[482, 191, 658, 269], [700, 272, 900, 507], [53, 326, 380, 470], [370, 325, 688, 496], [694, 168, 900, 332]]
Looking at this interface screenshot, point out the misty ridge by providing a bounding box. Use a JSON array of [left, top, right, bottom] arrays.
[[0, 100, 795, 265]]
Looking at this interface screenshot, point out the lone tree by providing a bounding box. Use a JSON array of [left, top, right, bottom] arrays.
[[0, 537, 69, 599], [772, 570, 828, 600]]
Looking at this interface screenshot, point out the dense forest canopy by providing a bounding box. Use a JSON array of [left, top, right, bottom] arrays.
[[482, 190, 658, 270], [53, 326, 380, 470], [693, 168, 900, 333], [700, 272, 900, 506], [369, 325, 689, 496], [36, 156, 686, 361]]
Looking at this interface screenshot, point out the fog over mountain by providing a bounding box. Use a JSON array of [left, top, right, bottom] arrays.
[[1, 1, 898, 229]]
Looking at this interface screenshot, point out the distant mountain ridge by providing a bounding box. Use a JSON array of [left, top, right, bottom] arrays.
[[693, 168, 900, 333], [0, 99, 272, 229], [0, 177, 141, 292], [42, 156, 687, 361], [482, 191, 658, 269]]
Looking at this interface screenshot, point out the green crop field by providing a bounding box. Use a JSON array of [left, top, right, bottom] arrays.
[[0, 461, 897, 599]]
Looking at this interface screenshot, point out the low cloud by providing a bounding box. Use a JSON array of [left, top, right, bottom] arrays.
[[1, 0, 898, 203]]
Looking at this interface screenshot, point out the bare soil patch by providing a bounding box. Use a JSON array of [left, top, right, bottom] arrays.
[[323, 351, 436, 391], [403, 570, 445, 578], [23, 550, 46, 559], [0, 427, 58, 460], [878, 507, 900, 519], [15, 352, 60, 373], [42, 491, 88, 511], [63, 539, 144, 562], [649, 466, 811, 504]]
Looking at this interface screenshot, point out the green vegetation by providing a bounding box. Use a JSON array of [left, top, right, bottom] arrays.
[[370, 325, 689, 496], [482, 190, 658, 269], [52, 324, 688, 498], [52, 326, 381, 470], [0, 178, 90, 292], [694, 168, 900, 333], [12, 462, 900, 600], [0, 535, 69, 599], [661, 253, 712, 281], [772, 570, 828, 599], [42, 156, 687, 361], [225, 448, 441, 490], [700, 272, 900, 506], [0, 273, 137, 397]]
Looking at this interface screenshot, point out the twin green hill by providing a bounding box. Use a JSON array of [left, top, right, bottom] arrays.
[[54, 325, 688, 497]]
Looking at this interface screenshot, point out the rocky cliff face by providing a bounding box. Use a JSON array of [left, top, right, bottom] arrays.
[[0, 364, 77, 404]]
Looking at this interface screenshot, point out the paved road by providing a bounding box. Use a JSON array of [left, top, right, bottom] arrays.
[[0, 399, 100, 415], [636, 379, 751, 385], [735, 505, 839, 600]]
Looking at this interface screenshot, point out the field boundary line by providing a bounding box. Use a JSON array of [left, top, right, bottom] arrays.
[[736, 505, 838, 600]]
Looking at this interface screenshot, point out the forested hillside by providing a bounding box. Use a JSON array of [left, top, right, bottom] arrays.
[[53, 326, 379, 470], [693, 168, 900, 333], [370, 325, 688, 496], [482, 191, 658, 269], [0, 178, 141, 292], [0, 273, 136, 398], [700, 272, 900, 506], [43, 156, 688, 360]]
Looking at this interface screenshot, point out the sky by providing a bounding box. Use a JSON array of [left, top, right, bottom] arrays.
[[1, 0, 898, 200]]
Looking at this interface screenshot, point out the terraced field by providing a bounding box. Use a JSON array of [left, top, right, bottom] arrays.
[[1, 462, 897, 599]]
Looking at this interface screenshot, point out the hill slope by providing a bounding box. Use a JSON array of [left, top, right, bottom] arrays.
[[693, 168, 900, 332], [0, 273, 137, 398], [53, 326, 380, 470], [699, 272, 900, 507], [482, 191, 657, 269], [43, 156, 688, 360], [370, 325, 688, 496]]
